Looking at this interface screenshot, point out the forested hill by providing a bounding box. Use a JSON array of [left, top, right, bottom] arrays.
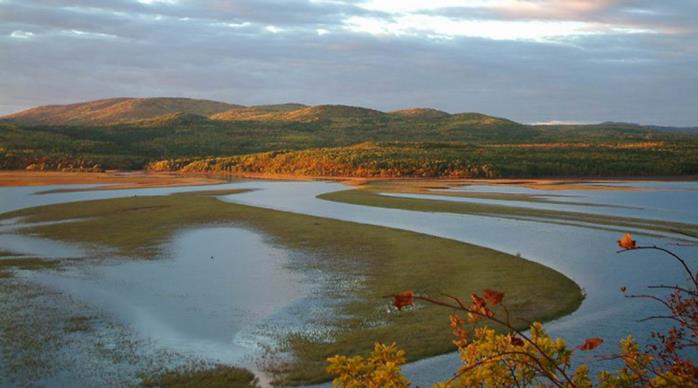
[[1, 98, 697, 177]]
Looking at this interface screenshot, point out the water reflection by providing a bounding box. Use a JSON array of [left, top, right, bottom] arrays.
[[0, 233, 86, 258], [1, 180, 696, 386], [26, 227, 308, 365], [219, 181, 696, 385]]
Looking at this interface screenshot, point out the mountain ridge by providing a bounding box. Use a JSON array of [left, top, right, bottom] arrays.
[[2, 97, 513, 127], [3, 97, 696, 130], [1, 96, 697, 176], [2, 97, 240, 126]]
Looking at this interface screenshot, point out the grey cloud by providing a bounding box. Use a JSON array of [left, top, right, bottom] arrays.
[[426, 1, 698, 37], [1, 0, 372, 31], [0, 0, 696, 126]]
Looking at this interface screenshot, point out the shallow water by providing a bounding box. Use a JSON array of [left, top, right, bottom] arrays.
[[219, 181, 697, 385], [27, 227, 309, 366], [590, 181, 698, 190], [1, 180, 697, 386], [397, 181, 698, 224], [0, 233, 86, 258]]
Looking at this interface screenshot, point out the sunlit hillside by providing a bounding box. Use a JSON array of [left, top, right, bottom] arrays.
[[1, 98, 697, 176]]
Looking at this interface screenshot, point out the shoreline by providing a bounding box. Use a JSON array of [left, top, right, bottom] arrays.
[[0, 170, 227, 188], [1, 173, 692, 384], [0, 189, 583, 385], [1, 170, 696, 191]]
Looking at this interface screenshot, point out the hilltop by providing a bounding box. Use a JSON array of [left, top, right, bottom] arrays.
[[1, 97, 697, 177], [2, 97, 241, 126], [2, 99, 404, 125], [1, 98, 492, 126], [391, 108, 450, 119]]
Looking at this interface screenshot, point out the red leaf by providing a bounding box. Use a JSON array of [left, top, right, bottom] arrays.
[[620, 286, 627, 293], [578, 337, 604, 351], [471, 293, 487, 309], [617, 233, 636, 250], [483, 289, 504, 305], [449, 313, 464, 329], [469, 293, 493, 320], [510, 336, 525, 347], [393, 290, 414, 310]]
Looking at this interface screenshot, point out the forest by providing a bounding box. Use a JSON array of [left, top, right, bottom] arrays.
[[2, 100, 697, 177], [147, 141, 698, 178]]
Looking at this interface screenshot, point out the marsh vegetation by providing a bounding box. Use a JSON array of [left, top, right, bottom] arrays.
[[0, 189, 581, 384], [1, 179, 696, 386]]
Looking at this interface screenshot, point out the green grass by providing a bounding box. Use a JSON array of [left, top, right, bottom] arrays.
[[318, 187, 698, 238], [1, 191, 583, 385], [0, 279, 62, 381], [142, 366, 259, 388], [0, 257, 61, 278], [2, 189, 252, 258]]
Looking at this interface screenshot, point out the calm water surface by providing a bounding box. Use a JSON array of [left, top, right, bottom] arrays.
[[219, 181, 696, 384], [1, 180, 696, 386], [389, 181, 698, 224], [27, 227, 308, 364]]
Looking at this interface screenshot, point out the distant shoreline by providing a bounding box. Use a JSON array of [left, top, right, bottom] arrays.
[[0, 170, 696, 190], [0, 170, 225, 188]]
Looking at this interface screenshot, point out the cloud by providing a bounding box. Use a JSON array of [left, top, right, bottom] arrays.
[[9, 30, 33, 39], [0, 0, 696, 126], [342, 14, 652, 42], [492, 0, 622, 19]]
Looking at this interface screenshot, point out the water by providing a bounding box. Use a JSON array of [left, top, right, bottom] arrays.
[[1, 180, 696, 386], [0, 183, 241, 214], [219, 181, 697, 385], [26, 227, 308, 365], [388, 181, 698, 224], [0, 234, 86, 258]]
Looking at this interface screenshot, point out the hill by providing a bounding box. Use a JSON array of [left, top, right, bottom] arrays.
[[250, 103, 307, 112], [446, 112, 520, 128], [130, 112, 212, 127], [390, 108, 450, 119], [210, 104, 388, 122], [208, 107, 279, 121], [2, 97, 240, 126], [1, 97, 697, 177], [280, 105, 387, 122]]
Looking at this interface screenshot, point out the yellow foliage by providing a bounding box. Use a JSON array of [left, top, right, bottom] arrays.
[[327, 329, 697, 387], [441, 321, 587, 387], [328, 237, 697, 387], [326, 342, 410, 388]]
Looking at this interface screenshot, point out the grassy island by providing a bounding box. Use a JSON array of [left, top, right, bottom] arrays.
[[1, 190, 583, 384]]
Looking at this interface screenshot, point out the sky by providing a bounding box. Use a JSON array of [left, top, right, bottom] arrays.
[[0, 0, 696, 126]]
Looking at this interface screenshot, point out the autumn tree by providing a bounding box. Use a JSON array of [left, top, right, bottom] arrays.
[[327, 233, 698, 387]]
